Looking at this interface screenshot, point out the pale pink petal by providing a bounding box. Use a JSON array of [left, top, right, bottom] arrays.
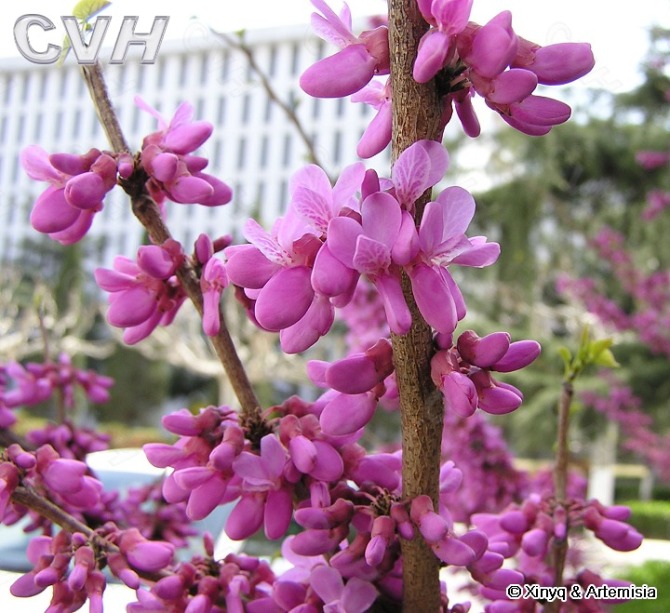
[[414, 29, 452, 83], [265, 488, 293, 539], [300, 45, 377, 98], [312, 243, 359, 297], [280, 294, 335, 354], [375, 273, 412, 334], [327, 216, 363, 269], [356, 102, 392, 159], [451, 237, 500, 267], [107, 287, 156, 327], [310, 566, 344, 603], [320, 392, 377, 436], [225, 493, 266, 540], [409, 264, 457, 334], [361, 192, 401, 249], [21, 145, 63, 183], [30, 186, 79, 233], [310, 441, 344, 482], [254, 266, 314, 331], [341, 577, 378, 611]]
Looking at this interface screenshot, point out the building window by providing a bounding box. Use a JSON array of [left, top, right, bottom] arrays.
[[33, 113, 43, 140], [39, 72, 48, 100], [54, 110, 63, 139], [3, 76, 12, 104], [221, 51, 229, 80], [21, 75, 30, 103], [200, 53, 209, 84], [72, 110, 81, 139], [264, 97, 272, 122], [237, 137, 246, 170], [217, 96, 226, 124], [157, 59, 166, 88], [91, 112, 99, 136], [282, 133, 292, 168], [132, 105, 141, 133], [0, 116, 7, 141], [312, 97, 320, 120], [179, 56, 188, 86], [136, 65, 145, 90], [5, 196, 14, 225], [241, 93, 251, 124], [259, 135, 269, 166], [196, 97, 204, 118], [268, 45, 277, 77], [278, 179, 287, 209], [213, 139, 222, 168], [332, 130, 342, 165], [337, 98, 345, 118], [59, 70, 69, 97], [17, 115, 25, 141], [291, 43, 300, 75]]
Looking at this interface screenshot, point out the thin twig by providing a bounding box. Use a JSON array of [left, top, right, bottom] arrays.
[[545, 379, 574, 613], [10, 484, 169, 582], [80, 63, 262, 423], [214, 30, 326, 171]]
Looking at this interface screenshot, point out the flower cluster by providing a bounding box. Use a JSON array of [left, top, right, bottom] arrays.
[[226, 140, 498, 353], [135, 97, 233, 207], [0, 354, 113, 428], [431, 330, 541, 417], [21, 100, 232, 245], [473, 494, 641, 611], [558, 226, 670, 357], [21, 146, 118, 244], [301, 0, 595, 157], [94, 239, 188, 344]]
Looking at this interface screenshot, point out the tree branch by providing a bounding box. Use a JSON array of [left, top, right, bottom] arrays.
[[388, 1, 446, 610], [214, 30, 326, 171], [80, 64, 262, 423], [545, 380, 574, 613]]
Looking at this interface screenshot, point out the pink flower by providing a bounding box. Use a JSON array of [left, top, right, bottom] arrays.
[[413, 0, 473, 83], [200, 257, 229, 336], [309, 566, 378, 612], [228, 435, 294, 540], [408, 187, 500, 334], [118, 528, 175, 573], [21, 146, 116, 244], [300, 0, 389, 98], [136, 97, 232, 207]]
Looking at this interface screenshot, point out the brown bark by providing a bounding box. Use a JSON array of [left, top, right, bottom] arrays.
[[388, 1, 446, 610]]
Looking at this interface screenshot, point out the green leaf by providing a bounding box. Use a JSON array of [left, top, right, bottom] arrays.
[[558, 346, 572, 368], [593, 348, 620, 368], [587, 338, 614, 362], [72, 0, 111, 22]]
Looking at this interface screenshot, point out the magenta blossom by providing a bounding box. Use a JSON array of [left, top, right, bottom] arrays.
[[300, 0, 389, 98], [136, 96, 232, 207], [21, 146, 117, 244], [94, 240, 186, 344], [432, 330, 541, 417], [406, 186, 499, 334]]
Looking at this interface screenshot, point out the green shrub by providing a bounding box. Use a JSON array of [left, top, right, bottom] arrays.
[[614, 560, 670, 612], [623, 500, 670, 540]]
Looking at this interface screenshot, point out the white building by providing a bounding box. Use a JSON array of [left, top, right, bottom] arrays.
[[0, 23, 389, 268]]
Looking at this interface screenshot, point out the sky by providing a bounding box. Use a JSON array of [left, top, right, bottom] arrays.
[[1, 0, 664, 95]]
